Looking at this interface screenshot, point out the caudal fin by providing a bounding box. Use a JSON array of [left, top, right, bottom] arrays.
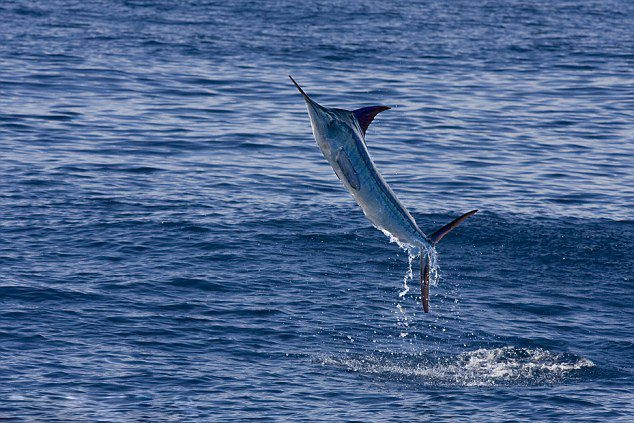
[[420, 252, 430, 313], [429, 210, 478, 246], [420, 209, 478, 313]]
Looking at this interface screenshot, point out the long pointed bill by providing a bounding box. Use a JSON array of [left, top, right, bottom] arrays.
[[289, 75, 329, 126], [289, 75, 313, 103]]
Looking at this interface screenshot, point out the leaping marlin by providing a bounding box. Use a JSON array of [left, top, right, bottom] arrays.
[[290, 76, 477, 313]]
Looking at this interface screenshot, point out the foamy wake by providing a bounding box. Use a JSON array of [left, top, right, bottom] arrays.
[[317, 346, 594, 386]]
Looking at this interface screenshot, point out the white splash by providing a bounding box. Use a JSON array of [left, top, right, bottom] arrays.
[[398, 252, 414, 298], [395, 252, 415, 337], [317, 346, 594, 387], [427, 247, 440, 287]]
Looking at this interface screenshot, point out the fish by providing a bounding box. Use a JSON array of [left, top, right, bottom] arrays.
[[290, 75, 477, 313]]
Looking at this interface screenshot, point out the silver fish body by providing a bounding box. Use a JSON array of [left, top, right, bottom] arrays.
[[314, 108, 430, 253]]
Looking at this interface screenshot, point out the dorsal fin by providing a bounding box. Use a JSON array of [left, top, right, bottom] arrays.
[[353, 106, 390, 136]]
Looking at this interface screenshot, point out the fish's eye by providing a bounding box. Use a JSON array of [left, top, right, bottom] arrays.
[[327, 117, 335, 126]]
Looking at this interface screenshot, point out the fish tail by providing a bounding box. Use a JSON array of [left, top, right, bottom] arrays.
[[420, 252, 430, 313], [429, 210, 478, 247], [420, 209, 478, 313]]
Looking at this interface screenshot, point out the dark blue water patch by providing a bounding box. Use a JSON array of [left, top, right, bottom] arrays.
[[545, 192, 610, 205], [0, 112, 79, 122], [0, 284, 106, 304], [12, 5, 50, 17], [166, 276, 236, 293]]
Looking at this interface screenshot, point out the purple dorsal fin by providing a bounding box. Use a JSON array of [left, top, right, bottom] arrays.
[[353, 106, 390, 136]]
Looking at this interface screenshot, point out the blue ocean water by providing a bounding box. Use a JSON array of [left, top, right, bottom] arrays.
[[1, 0, 633, 420]]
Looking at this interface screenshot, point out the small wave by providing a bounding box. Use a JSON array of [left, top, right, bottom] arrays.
[[317, 346, 594, 387]]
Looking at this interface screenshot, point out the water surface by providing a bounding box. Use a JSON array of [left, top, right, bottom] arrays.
[[1, 0, 633, 420]]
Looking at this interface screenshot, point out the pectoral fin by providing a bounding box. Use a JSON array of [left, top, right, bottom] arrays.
[[335, 150, 360, 190]]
